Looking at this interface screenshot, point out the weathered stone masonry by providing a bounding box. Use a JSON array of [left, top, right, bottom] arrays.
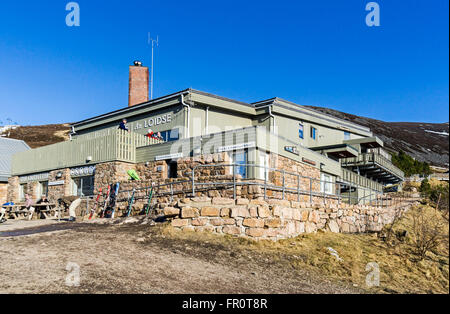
[[165, 197, 414, 240]]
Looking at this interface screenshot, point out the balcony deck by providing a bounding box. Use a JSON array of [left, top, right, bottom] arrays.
[[339, 168, 384, 192], [340, 152, 404, 184], [11, 130, 163, 176]]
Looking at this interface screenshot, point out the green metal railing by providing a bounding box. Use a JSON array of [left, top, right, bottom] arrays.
[[11, 130, 163, 175], [103, 164, 386, 207], [341, 153, 405, 180], [340, 168, 383, 192]]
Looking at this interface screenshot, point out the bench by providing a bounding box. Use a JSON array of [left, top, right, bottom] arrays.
[[1, 204, 58, 220]]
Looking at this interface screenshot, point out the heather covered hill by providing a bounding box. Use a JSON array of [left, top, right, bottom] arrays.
[[0, 124, 71, 149]]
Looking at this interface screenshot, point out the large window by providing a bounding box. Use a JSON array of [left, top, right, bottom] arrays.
[[72, 176, 95, 197]]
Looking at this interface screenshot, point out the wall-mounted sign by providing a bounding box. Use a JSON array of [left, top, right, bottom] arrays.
[[19, 172, 49, 183], [132, 113, 173, 131], [302, 158, 317, 166], [70, 166, 96, 178], [285, 146, 299, 156], [218, 142, 256, 153], [155, 153, 183, 161], [49, 180, 65, 186]]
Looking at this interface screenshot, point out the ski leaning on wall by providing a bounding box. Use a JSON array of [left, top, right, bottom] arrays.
[[89, 188, 103, 220], [127, 188, 136, 217], [144, 184, 156, 216], [100, 185, 111, 218], [109, 183, 120, 219]]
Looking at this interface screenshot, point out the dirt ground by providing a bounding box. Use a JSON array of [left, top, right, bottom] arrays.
[[0, 219, 362, 294]]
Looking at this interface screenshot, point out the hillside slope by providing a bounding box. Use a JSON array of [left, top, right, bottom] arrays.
[[307, 106, 449, 167], [0, 124, 71, 149]]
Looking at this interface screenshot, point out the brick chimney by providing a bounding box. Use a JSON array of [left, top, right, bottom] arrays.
[[128, 61, 149, 107]]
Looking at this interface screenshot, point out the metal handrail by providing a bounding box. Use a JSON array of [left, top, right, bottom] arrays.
[[77, 165, 421, 213], [102, 163, 387, 206]]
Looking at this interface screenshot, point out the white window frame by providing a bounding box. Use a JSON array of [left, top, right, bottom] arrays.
[[321, 173, 334, 195], [19, 184, 26, 201], [257, 150, 270, 180]]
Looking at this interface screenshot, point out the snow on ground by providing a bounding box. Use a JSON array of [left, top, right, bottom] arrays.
[[0, 125, 19, 135], [425, 130, 449, 136]]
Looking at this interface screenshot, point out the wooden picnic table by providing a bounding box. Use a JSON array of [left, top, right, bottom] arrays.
[[2, 203, 59, 220]]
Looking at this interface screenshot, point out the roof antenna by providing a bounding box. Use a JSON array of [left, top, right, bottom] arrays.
[[148, 33, 159, 100]]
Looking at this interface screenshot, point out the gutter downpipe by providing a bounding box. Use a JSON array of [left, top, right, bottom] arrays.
[[181, 93, 191, 139], [258, 104, 275, 132], [205, 106, 210, 135]]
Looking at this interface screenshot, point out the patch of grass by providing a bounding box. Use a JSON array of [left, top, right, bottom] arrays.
[[155, 205, 449, 294]]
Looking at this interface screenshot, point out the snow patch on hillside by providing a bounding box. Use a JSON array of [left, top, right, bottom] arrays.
[[0, 125, 20, 136], [425, 130, 449, 136]]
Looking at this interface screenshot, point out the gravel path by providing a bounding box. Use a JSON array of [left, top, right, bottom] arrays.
[[0, 221, 362, 294]]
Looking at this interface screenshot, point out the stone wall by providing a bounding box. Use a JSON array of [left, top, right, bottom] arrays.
[[7, 177, 20, 202], [48, 169, 72, 202], [94, 152, 325, 217], [0, 183, 7, 204], [94, 162, 136, 195], [165, 197, 415, 240]]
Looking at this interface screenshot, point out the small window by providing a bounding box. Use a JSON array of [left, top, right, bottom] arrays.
[[229, 150, 248, 179], [344, 131, 351, 140], [72, 176, 95, 197], [161, 129, 180, 142], [38, 181, 48, 198], [258, 150, 270, 180], [311, 127, 317, 140], [19, 184, 26, 201], [321, 173, 334, 195], [167, 161, 178, 179], [299, 124, 304, 139]]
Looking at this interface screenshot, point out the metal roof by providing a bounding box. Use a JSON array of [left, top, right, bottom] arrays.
[[0, 137, 30, 182]]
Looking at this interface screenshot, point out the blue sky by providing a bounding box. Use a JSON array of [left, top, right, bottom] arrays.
[[0, 0, 448, 125]]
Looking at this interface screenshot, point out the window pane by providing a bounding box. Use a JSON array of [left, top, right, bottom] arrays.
[[311, 127, 317, 140], [321, 174, 333, 195], [72, 178, 80, 196], [81, 176, 95, 196], [258, 151, 269, 180], [232, 151, 248, 179], [169, 129, 180, 141], [299, 124, 304, 139], [161, 131, 168, 142], [39, 182, 48, 197]]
